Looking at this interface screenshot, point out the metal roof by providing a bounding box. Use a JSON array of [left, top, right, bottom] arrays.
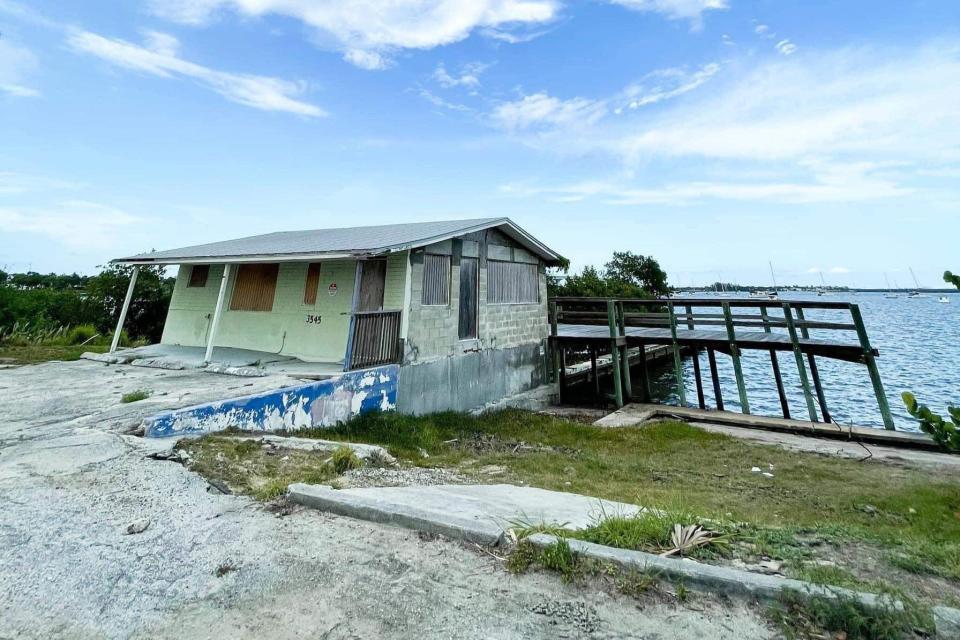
[[112, 217, 563, 266]]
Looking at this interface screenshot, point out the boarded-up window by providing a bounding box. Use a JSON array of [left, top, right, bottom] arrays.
[[487, 261, 539, 304], [230, 263, 279, 312], [188, 264, 209, 287], [303, 262, 322, 305], [421, 254, 451, 306]]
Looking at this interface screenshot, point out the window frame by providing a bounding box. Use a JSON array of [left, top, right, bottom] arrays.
[[187, 264, 209, 288], [303, 262, 322, 305]]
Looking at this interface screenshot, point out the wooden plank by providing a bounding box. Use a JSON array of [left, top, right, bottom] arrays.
[[230, 263, 279, 312], [707, 347, 724, 411], [722, 302, 750, 414]]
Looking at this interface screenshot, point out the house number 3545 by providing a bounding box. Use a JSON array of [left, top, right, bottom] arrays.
[[305, 314, 322, 325]]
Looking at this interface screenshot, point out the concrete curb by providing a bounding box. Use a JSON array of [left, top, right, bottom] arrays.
[[288, 483, 505, 546], [526, 534, 960, 637]]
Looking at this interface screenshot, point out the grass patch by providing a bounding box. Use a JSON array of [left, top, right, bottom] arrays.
[[304, 409, 960, 601], [0, 344, 108, 364], [176, 436, 360, 500], [121, 389, 152, 403], [770, 590, 934, 640]]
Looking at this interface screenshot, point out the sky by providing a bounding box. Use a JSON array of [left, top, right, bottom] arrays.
[[1, 0, 958, 288]]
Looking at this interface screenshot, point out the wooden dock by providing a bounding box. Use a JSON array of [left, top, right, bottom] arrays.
[[549, 297, 895, 430]]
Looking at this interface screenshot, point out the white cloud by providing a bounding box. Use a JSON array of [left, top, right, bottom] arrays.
[[0, 201, 142, 249], [775, 39, 797, 56], [433, 62, 489, 89], [491, 92, 607, 131], [618, 62, 720, 110], [496, 43, 960, 205], [608, 0, 728, 27], [0, 38, 40, 98], [148, 0, 560, 69], [754, 24, 769, 35], [67, 29, 325, 116]]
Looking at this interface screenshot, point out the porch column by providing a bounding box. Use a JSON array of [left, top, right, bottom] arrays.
[[109, 266, 139, 353], [204, 264, 232, 364]]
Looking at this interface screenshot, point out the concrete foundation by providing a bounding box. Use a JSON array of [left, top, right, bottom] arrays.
[[397, 342, 546, 414]]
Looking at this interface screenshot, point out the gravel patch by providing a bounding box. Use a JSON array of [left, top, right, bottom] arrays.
[[339, 465, 469, 488]]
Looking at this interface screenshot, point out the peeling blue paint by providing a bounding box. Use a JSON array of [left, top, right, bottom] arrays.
[[144, 365, 398, 438]]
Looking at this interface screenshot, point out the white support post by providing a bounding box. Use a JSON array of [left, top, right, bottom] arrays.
[[110, 266, 139, 353], [204, 264, 232, 365]]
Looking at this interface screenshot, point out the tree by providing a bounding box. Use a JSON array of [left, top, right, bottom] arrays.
[[84, 264, 174, 343], [548, 251, 668, 299], [901, 269, 959, 451], [604, 251, 669, 298]]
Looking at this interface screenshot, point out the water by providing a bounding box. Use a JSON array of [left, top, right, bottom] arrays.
[[647, 292, 960, 432]]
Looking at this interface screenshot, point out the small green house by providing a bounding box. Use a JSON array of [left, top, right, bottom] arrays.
[[111, 218, 563, 413]]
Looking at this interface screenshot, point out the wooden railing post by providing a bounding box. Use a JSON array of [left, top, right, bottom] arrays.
[[617, 302, 633, 401], [607, 300, 624, 408], [782, 303, 818, 422], [685, 304, 705, 410], [849, 304, 895, 430], [795, 307, 832, 423], [722, 301, 749, 414], [666, 301, 687, 407]]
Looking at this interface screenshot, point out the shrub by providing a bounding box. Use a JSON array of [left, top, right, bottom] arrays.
[[121, 389, 152, 403]]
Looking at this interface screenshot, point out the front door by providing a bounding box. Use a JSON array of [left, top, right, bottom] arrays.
[[357, 259, 386, 312], [458, 257, 478, 339]]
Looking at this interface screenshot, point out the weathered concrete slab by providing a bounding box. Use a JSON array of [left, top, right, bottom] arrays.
[[597, 403, 943, 451], [143, 365, 399, 438], [288, 483, 642, 546], [223, 435, 396, 464]]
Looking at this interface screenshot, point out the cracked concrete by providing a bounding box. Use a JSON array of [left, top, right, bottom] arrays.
[[0, 361, 775, 639]]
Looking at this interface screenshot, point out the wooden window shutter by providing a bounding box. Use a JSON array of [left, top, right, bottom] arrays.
[[421, 254, 451, 305], [188, 264, 209, 287], [303, 263, 322, 305], [230, 263, 279, 312]]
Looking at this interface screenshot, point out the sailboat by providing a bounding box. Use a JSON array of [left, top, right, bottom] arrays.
[[817, 271, 832, 296], [884, 273, 898, 299], [938, 296, 951, 304], [750, 262, 780, 300], [907, 268, 925, 298]]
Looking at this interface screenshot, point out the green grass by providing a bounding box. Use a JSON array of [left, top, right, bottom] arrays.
[[0, 344, 108, 364], [121, 389, 152, 403], [309, 410, 960, 586], [771, 590, 933, 640]]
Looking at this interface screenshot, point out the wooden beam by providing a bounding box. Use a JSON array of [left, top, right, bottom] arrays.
[[707, 347, 724, 411], [607, 300, 624, 408], [850, 303, 895, 430], [667, 301, 687, 406], [782, 302, 818, 422]]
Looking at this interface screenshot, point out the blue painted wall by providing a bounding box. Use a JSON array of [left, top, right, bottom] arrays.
[[144, 365, 398, 438]]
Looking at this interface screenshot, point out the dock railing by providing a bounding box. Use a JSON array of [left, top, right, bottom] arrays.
[[549, 296, 894, 430]]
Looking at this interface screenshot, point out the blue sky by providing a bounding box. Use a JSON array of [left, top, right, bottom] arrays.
[[1, 0, 958, 288]]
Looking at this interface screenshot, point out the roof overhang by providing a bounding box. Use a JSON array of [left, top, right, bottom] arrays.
[[111, 217, 564, 267]]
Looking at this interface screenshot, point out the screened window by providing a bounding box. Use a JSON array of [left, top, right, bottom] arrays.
[[421, 254, 451, 306], [303, 262, 322, 305], [188, 264, 209, 288], [230, 263, 279, 312], [487, 261, 539, 304]]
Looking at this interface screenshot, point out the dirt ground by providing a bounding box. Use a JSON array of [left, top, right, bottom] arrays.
[[0, 361, 775, 640]]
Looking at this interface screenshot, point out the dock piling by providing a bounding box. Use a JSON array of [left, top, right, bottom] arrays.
[[850, 304, 895, 430], [722, 302, 750, 414]]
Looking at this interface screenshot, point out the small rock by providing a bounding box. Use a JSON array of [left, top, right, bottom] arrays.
[[751, 466, 761, 473], [207, 479, 232, 495], [762, 472, 774, 478], [125, 518, 151, 535]]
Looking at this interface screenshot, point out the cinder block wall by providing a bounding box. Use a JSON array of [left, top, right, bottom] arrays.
[[399, 233, 550, 413]]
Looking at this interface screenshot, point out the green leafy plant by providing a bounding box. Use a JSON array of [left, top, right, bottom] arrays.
[[121, 389, 152, 403], [902, 392, 960, 452]]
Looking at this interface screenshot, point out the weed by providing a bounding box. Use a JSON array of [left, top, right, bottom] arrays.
[[507, 540, 538, 574], [770, 590, 933, 640], [214, 561, 238, 578], [121, 389, 151, 403], [615, 570, 657, 598], [675, 581, 689, 603], [507, 517, 572, 541], [329, 446, 362, 474], [539, 539, 576, 581]]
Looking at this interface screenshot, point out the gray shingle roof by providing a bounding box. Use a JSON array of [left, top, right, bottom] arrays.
[[113, 218, 562, 265]]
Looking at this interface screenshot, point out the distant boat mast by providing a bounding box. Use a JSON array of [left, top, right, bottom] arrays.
[[768, 261, 779, 296]]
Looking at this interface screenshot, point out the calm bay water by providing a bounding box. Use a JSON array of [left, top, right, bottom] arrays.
[[647, 292, 960, 432]]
